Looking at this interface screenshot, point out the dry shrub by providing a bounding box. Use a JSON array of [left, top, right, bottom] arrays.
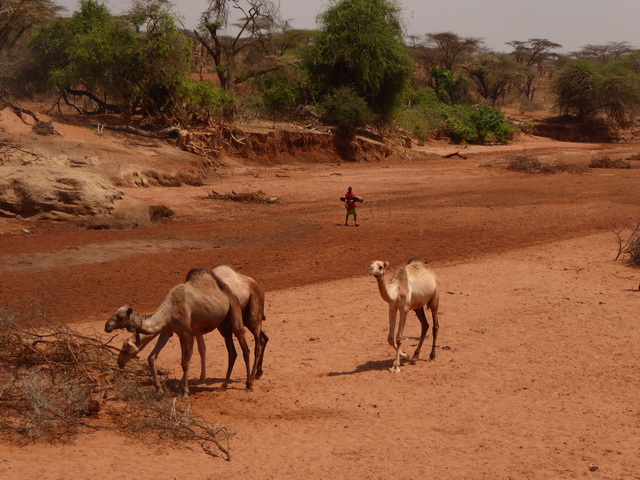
[[149, 204, 174, 222], [208, 190, 279, 204], [613, 221, 640, 266], [589, 155, 632, 169], [506, 155, 542, 172], [502, 155, 586, 174], [0, 311, 232, 460]]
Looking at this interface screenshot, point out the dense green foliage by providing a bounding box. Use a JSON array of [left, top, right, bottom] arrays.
[[321, 86, 374, 133], [554, 56, 640, 124], [305, 0, 412, 119], [396, 88, 513, 144], [25, 0, 193, 116]]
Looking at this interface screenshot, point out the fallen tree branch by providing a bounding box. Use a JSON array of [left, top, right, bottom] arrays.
[[93, 124, 182, 138], [442, 150, 468, 159]]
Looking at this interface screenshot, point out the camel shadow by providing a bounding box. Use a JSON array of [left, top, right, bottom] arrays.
[[327, 358, 394, 377]]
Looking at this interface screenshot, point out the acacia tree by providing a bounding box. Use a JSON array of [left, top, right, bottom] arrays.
[[422, 32, 482, 71], [0, 0, 60, 52], [571, 42, 634, 64], [464, 52, 520, 105], [306, 0, 412, 119]]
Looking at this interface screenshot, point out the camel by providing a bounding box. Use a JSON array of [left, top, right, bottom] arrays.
[[211, 264, 268, 380], [105, 267, 252, 396], [368, 258, 441, 373], [116, 264, 268, 390]]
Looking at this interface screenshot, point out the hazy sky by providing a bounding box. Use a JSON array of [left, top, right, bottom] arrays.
[[54, 0, 640, 53]]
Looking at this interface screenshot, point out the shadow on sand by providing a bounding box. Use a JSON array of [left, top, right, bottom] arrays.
[[326, 358, 395, 377]]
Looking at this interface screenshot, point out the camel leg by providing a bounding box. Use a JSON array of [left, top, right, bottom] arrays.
[[390, 309, 409, 373], [429, 307, 440, 361], [147, 330, 173, 391], [256, 331, 269, 379], [195, 335, 206, 385], [243, 300, 265, 382], [411, 307, 430, 362], [179, 333, 195, 397], [387, 307, 409, 363], [228, 298, 253, 390], [218, 321, 237, 389]]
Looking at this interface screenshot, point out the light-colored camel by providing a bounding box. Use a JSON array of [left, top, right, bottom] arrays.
[[369, 258, 441, 373], [117, 264, 268, 389], [105, 267, 252, 396], [211, 264, 268, 381]]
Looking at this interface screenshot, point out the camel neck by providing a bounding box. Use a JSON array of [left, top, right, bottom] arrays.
[[133, 301, 173, 335], [375, 274, 396, 303]]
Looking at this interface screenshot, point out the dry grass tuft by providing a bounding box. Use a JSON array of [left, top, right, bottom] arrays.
[[589, 155, 632, 169], [0, 311, 232, 460]]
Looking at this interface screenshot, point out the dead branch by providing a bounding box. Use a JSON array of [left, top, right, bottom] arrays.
[[93, 124, 182, 139], [442, 150, 468, 159]]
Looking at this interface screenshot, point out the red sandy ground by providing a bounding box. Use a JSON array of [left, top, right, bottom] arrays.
[[0, 127, 639, 479]]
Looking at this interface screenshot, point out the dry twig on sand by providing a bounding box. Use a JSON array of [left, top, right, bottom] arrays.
[[0, 310, 233, 460]]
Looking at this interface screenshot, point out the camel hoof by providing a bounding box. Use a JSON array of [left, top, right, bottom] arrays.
[[429, 354, 436, 361], [388, 366, 401, 373], [400, 351, 410, 360]]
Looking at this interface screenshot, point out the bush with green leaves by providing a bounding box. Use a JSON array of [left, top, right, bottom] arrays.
[[25, 0, 193, 118], [321, 86, 374, 134], [469, 104, 514, 143], [554, 56, 640, 125], [250, 64, 310, 116], [176, 80, 236, 121]]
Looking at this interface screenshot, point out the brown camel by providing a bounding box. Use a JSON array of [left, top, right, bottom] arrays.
[[117, 264, 268, 389], [368, 258, 441, 373], [105, 267, 252, 396]]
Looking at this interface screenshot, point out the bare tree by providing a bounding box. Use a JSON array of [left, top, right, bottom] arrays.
[[193, 0, 297, 91]]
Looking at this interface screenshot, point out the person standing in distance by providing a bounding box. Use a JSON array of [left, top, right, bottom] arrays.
[[344, 186, 359, 226]]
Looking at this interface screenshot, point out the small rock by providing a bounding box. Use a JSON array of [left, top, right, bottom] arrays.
[[20, 229, 31, 235], [589, 464, 599, 472]]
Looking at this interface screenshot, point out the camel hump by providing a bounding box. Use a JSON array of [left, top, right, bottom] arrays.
[[185, 266, 213, 282], [407, 257, 428, 265]]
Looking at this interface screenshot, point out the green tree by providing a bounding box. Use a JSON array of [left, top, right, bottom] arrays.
[[27, 0, 193, 116], [305, 0, 412, 119], [554, 57, 640, 124]]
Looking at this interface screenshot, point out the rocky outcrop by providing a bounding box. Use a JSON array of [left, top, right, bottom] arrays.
[[0, 166, 123, 219]]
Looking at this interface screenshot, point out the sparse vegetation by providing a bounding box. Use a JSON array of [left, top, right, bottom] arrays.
[[208, 190, 279, 204], [588, 155, 632, 169], [613, 221, 640, 266], [0, 310, 232, 459]]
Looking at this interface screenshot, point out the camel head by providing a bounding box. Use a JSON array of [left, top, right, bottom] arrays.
[[105, 305, 137, 333], [368, 260, 389, 277], [117, 333, 141, 368]]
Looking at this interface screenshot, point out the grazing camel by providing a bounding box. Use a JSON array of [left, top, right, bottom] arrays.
[[105, 267, 252, 396], [117, 265, 268, 389], [117, 330, 210, 390], [368, 258, 441, 373]]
